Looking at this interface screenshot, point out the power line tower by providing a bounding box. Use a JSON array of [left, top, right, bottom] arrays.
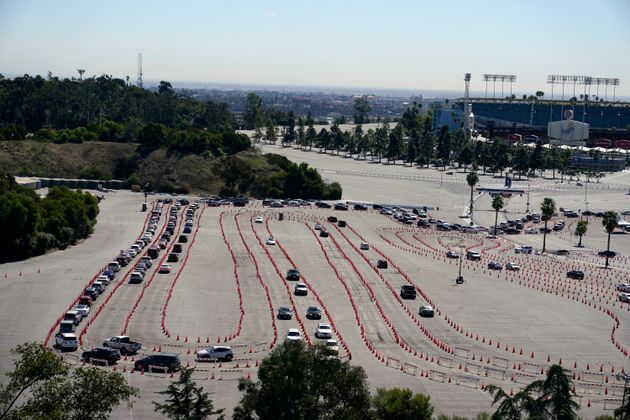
[[77, 69, 85, 81], [137, 53, 143, 88]]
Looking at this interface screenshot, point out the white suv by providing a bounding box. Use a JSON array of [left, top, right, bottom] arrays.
[[196, 346, 234, 362], [55, 333, 78, 351], [315, 323, 332, 339], [286, 328, 302, 342]]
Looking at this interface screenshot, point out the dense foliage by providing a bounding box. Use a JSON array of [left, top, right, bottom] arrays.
[[0, 174, 99, 262], [233, 340, 372, 419], [0, 343, 137, 420], [0, 74, 249, 156]]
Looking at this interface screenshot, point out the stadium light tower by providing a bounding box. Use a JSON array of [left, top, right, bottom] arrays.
[[464, 73, 471, 137], [482, 74, 516, 99]]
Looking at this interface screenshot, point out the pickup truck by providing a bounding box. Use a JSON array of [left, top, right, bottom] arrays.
[[103, 336, 142, 355]]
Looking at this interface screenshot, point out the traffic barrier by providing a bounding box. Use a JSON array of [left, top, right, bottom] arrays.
[[454, 374, 480, 389]]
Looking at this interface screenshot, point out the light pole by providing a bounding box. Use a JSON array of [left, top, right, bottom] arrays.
[[526, 182, 531, 214], [457, 242, 465, 284], [617, 372, 630, 419]]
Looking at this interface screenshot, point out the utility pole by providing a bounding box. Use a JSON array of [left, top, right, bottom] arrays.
[[137, 53, 143, 88]]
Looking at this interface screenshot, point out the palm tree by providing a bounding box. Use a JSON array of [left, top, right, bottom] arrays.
[[602, 211, 619, 268], [540, 198, 556, 253], [491, 195, 504, 237], [467, 171, 479, 221], [575, 219, 588, 247]]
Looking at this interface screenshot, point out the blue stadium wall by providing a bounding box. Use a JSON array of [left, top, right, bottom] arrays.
[[453, 100, 630, 130]]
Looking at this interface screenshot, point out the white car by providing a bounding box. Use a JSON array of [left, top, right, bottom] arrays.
[[286, 328, 302, 342], [506, 262, 520, 271], [197, 346, 234, 362], [360, 242, 369, 250], [96, 275, 110, 286], [525, 228, 537, 234], [314, 223, 323, 230], [158, 264, 172, 273], [255, 216, 264, 224], [266, 237, 276, 246], [75, 304, 90, 318], [617, 283, 630, 292], [126, 248, 137, 258], [55, 333, 78, 351], [325, 339, 339, 355], [315, 323, 333, 339]]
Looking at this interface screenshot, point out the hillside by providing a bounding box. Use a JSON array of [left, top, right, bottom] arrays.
[[0, 140, 341, 198]]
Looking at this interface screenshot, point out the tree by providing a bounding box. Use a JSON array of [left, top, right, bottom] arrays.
[[243, 93, 263, 130], [0, 342, 137, 420], [527, 364, 580, 419], [436, 125, 451, 162], [491, 195, 504, 237], [486, 365, 579, 420], [467, 172, 479, 220], [370, 387, 433, 420], [153, 368, 224, 420], [264, 120, 276, 144], [353, 96, 371, 124], [530, 140, 545, 175], [419, 119, 435, 166], [602, 210, 618, 268], [282, 111, 296, 146], [513, 147, 530, 178], [540, 197, 556, 253], [233, 341, 371, 419], [457, 142, 473, 170], [387, 124, 404, 163], [575, 219, 588, 247], [484, 384, 530, 420]]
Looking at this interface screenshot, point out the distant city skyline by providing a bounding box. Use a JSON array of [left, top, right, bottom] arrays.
[[1, 0, 629, 97]]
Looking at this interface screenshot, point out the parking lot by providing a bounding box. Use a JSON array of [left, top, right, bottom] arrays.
[[2, 153, 630, 417]]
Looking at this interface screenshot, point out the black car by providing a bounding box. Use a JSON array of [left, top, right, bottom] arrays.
[[595, 212, 605, 217], [337, 220, 347, 227], [316, 201, 331, 209], [327, 216, 338, 223], [598, 250, 617, 258], [319, 230, 329, 238], [148, 246, 160, 259], [233, 198, 247, 207], [400, 284, 417, 299], [488, 261, 503, 270], [417, 220, 429, 227], [582, 210, 595, 216], [179, 198, 190, 205], [178, 235, 188, 243], [353, 204, 368, 211], [556, 249, 570, 256], [277, 307, 293, 320], [306, 306, 322, 319], [377, 259, 388, 269], [82, 347, 121, 365], [286, 269, 301, 281], [134, 353, 181, 373], [172, 244, 183, 253], [567, 270, 585, 280], [102, 269, 115, 280], [167, 253, 179, 262], [334, 203, 348, 211]]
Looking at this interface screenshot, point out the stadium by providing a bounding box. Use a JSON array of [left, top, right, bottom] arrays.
[[434, 74, 630, 150]]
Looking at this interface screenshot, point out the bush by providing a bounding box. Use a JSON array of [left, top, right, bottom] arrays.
[[130, 184, 142, 193], [323, 182, 343, 200]]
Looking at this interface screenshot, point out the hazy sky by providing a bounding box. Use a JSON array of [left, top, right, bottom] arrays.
[[1, 0, 629, 96]]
